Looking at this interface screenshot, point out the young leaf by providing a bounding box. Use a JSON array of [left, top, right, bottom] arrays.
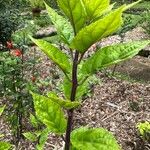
[[70, 6, 125, 53], [36, 128, 49, 150], [80, 40, 150, 77], [31, 92, 67, 134], [30, 114, 39, 128], [30, 37, 71, 74], [71, 127, 120, 150], [47, 92, 81, 109], [57, 0, 86, 33], [45, 3, 74, 44], [0, 141, 12, 150], [82, 0, 110, 21], [0, 105, 5, 116], [23, 132, 38, 142]]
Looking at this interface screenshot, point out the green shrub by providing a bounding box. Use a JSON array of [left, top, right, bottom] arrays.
[[0, 50, 33, 144], [0, 11, 20, 46]]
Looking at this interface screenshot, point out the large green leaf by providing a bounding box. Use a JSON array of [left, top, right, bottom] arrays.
[[30, 37, 71, 74], [80, 40, 150, 77], [57, 0, 86, 33], [47, 92, 80, 109], [45, 3, 74, 44], [70, 6, 125, 53], [31, 92, 67, 134], [0, 105, 5, 116], [82, 0, 110, 21], [0, 141, 12, 150], [71, 127, 120, 150]]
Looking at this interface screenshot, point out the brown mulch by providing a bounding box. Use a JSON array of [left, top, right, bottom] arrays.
[[74, 73, 150, 150]]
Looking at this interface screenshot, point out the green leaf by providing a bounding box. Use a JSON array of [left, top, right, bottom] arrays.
[[70, 6, 125, 53], [45, 3, 74, 44], [80, 40, 150, 77], [71, 127, 120, 150], [0, 141, 12, 150], [36, 128, 49, 150], [82, 0, 110, 21], [123, 0, 142, 11], [31, 92, 67, 134], [63, 77, 89, 101], [23, 132, 38, 142], [57, 0, 86, 33], [137, 121, 150, 136], [30, 37, 71, 74], [30, 114, 39, 128], [47, 92, 81, 109], [0, 105, 5, 116]]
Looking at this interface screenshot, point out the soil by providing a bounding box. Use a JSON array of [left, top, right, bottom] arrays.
[[0, 27, 150, 150]]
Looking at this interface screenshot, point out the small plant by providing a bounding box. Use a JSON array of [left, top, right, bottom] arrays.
[[0, 105, 13, 150], [29, 0, 150, 149], [23, 114, 50, 150], [137, 121, 150, 142], [0, 46, 33, 145]]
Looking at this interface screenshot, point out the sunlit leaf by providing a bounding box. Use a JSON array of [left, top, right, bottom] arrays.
[[71, 6, 125, 53], [80, 40, 150, 77], [30, 37, 71, 74], [71, 127, 120, 150], [47, 92, 80, 109], [82, 0, 110, 21], [31, 92, 67, 134], [45, 3, 74, 44], [57, 0, 86, 33]]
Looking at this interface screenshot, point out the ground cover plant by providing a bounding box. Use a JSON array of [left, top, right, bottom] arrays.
[[0, 106, 12, 150], [137, 121, 150, 142], [0, 43, 34, 146], [27, 0, 150, 150]]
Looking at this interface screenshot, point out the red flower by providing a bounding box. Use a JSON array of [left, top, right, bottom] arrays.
[[6, 41, 13, 49], [11, 49, 22, 57], [31, 76, 36, 82]]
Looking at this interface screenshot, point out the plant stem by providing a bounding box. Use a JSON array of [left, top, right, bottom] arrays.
[[65, 51, 79, 150], [2, 61, 6, 95]]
